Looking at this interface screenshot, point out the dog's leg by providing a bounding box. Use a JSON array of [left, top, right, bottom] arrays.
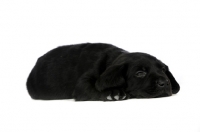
[[73, 72, 129, 101], [73, 71, 101, 101]]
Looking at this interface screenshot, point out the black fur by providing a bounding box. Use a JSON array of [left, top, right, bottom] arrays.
[[26, 43, 180, 101]]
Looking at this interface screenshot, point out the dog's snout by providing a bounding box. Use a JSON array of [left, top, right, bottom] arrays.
[[156, 78, 169, 88]]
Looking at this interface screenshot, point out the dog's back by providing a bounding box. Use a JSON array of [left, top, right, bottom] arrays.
[[26, 43, 123, 100]]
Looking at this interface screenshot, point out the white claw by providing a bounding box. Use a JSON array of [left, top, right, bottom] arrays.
[[107, 95, 112, 100], [122, 93, 126, 100], [114, 95, 119, 100]]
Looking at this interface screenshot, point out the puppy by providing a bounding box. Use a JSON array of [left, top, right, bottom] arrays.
[[26, 43, 180, 101]]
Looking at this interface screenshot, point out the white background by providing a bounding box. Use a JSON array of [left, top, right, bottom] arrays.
[[0, 0, 200, 132]]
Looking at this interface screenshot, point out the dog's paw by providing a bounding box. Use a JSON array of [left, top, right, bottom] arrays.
[[103, 89, 127, 101]]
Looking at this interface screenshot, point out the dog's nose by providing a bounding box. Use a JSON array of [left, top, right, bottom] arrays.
[[156, 79, 169, 88]]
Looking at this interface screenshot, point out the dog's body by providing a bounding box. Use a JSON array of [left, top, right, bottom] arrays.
[[27, 43, 180, 101]]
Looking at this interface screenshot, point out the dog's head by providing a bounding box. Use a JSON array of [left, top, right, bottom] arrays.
[[96, 53, 180, 98]]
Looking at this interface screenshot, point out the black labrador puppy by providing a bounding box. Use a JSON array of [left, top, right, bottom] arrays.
[[26, 43, 180, 101]]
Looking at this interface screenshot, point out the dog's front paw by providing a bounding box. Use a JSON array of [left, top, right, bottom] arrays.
[[102, 89, 127, 101]]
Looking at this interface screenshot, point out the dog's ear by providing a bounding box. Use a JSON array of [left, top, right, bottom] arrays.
[[95, 63, 127, 91], [165, 66, 180, 94]]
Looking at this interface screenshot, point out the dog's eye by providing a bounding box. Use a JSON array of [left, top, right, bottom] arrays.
[[135, 71, 146, 78]]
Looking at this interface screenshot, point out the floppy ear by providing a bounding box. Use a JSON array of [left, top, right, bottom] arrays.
[[95, 64, 127, 91], [165, 67, 180, 94]]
